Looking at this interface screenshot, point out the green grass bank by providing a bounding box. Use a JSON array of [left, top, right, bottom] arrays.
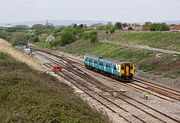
[[55, 40, 180, 79], [118, 31, 180, 52]]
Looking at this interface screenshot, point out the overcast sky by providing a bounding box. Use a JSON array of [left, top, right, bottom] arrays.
[[0, 0, 180, 23]]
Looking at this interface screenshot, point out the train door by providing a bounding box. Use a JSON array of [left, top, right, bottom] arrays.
[[125, 63, 130, 76]]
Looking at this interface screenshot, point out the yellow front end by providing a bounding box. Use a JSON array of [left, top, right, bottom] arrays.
[[120, 63, 134, 81]]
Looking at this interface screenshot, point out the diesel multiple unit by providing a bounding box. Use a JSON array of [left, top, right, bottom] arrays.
[[84, 55, 135, 82]]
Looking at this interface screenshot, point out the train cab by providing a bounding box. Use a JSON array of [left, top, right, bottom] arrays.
[[120, 63, 134, 81]]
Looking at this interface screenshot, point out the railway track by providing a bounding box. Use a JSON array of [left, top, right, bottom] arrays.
[[62, 53, 180, 102], [50, 52, 180, 102], [34, 50, 179, 123], [133, 78, 180, 101], [43, 56, 145, 123]]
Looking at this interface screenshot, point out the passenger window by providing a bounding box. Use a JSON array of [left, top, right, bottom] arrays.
[[114, 66, 116, 70], [121, 66, 124, 70]]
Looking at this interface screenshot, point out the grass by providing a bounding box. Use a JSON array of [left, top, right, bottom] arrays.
[[0, 52, 109, 123], [56, 40, 180, 78], [118, 31, 180, 52], [35, 41, 51, 48], [60, 41, 155, 63], [0, 52, 8, 59]]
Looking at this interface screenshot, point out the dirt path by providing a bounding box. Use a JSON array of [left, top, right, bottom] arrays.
[[0, 38, 43, 71], [101, 40, 180, 55]]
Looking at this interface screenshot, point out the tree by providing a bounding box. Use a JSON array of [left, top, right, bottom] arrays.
[[79, 24, 84, 28], [32, 24, 45, 30], [11, 32, 29, 46], [7, 25, 29, 32], [60, 27, 76, 46], [115, 22, 122, 29]]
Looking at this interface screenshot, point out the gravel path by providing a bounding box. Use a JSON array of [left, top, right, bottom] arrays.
[[101, 40, 180, 55]]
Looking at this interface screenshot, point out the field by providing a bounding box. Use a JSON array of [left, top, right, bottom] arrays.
[[0, 52, 109, 123], [99, 31, 180, 52], [56, 40, 180, 78]]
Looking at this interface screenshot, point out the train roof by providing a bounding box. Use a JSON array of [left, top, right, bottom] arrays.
[[85, 55, 131, 64]]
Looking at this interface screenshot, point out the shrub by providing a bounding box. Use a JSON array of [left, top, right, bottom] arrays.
[[110, 26, 116, 33], [0, 30, 7, 39], [90, 31, 98, 44], [51, 36, 61, 46], [82, 30, 98, 43], [0, 52, 8, 59], [150, 23, 170, 31], [106, 30, 109, 34], [60, 30, 76, 46], [29, 35, 39, 43], [90, 35, 97, 44]]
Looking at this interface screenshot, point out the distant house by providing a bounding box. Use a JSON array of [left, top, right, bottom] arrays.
[[170, 25, 180, 31]]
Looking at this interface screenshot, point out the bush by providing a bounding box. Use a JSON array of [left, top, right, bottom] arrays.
[[60, 30, 76, 46], [90, 35, 97, 44], [110, 26, 116, 33], [0, 30, 7, 39], [51, 36, 61, 46], [90, 31, 98, 44], [0, 52, 8, 59], [29, 35, 39, 43], [150, 23, 170, 31], [82, 30, 98, 43]]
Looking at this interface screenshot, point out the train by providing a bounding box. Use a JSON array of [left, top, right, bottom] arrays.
[[84, 55, 135, 82]]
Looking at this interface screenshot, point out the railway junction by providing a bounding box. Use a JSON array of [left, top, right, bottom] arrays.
[[28, 44, 180, 123]]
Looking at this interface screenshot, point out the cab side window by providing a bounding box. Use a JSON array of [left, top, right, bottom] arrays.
[[130, 65, 133, 69], [106, 64, 110, 68]]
